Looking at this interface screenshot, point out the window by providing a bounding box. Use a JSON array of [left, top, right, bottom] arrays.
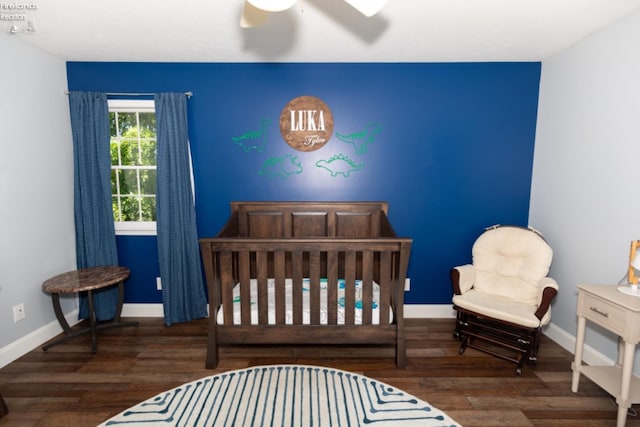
[[109, 99, 157, 235]]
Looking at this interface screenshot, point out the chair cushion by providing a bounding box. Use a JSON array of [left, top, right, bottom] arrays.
[[472, 226, 552, 306], [453, 289, 551, 328]]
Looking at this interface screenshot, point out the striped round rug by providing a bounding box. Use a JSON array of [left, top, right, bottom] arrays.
[[100, 364, 460, 426]]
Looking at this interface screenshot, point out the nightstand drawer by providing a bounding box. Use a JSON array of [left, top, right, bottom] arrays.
[[580, 292, 626, 335]]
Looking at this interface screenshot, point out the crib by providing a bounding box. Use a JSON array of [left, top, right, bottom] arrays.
[[199, 201, 412, 368]]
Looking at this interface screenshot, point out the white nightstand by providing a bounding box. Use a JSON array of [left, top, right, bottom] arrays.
[[572, 284, 640, 427]]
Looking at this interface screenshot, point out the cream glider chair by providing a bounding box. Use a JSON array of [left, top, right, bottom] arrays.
[[450, 225, 558, 375]]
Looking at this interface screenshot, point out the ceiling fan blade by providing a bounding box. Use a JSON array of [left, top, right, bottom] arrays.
[[342, 0, 388, 17], [247, 0, 297, 12], [240, 1, 269, 28]]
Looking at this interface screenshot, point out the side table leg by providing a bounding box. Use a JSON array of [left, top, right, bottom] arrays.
[[616, 341, 636, 427], [113, 282, 126, 322], [51, 293, 72, 334], [99, 281, 138, 331], [571, 316, 586, 392], [617, 336, 625, 366], [42, 293, 78, 351], [87, 290, 98, 353]]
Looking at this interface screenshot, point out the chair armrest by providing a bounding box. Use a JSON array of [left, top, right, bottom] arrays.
[[450, 264, 475, 295], [534, 277, 559, 321]]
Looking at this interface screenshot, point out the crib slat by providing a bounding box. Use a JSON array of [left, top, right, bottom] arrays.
[[344, 251, 356, 325], [220, 251, 234, 325], [274, 251, 286, 324], [362, 250, 373, 325], [327, 251, 338, 325], [309, 251, 321, 325], [379, 251, 391, 326], [292, 251, 303, 325], [256, 251, 269, 325], [238, 251, 251, 325]]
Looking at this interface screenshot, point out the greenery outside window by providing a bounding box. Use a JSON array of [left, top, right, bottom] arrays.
[[109, 99, 157, 235]]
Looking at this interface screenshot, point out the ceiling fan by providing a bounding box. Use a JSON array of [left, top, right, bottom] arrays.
[[240, 0, 388, 27]]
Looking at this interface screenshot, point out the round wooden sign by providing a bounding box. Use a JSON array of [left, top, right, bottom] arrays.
[[280, 96, 334, 152]]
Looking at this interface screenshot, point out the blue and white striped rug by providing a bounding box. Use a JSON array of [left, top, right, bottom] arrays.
[[100, 364, 461, 426]]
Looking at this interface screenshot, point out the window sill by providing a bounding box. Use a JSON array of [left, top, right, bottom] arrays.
[[115, 222, 157, 236]]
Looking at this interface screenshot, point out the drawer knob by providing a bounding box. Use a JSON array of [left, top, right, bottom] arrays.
[[590, 306, 609, 318]]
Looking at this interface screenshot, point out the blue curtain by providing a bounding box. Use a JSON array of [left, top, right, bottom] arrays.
[[69, 91, 119, 321], [155, 93, 207, 326]]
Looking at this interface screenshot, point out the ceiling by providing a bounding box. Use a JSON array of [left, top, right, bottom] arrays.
[[8, 0, 640, 62]]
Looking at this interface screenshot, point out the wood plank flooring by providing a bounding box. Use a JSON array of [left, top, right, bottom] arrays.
[[0, 318, 637, 426]]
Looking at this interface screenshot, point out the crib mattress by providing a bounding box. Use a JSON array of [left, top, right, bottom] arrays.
[[216, 278, 392, 325]]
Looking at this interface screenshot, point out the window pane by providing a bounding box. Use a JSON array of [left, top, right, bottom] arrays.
[[139, 113, 156, 132], [125, 138, 142, 166], [118, 112, 138, 136], [109, 113, 118, 137], [121, 170, 138, 194], [139, 169, 156, 194], [140, 197, 156, 221], [111, 169, 118, 194], [139, 139, 156, 166], [112, 197, 121, 222], [119, 138, 135, 166], [110, 139, 120, 166], [120, 196, 140, 221], [116, 169, 128, 195]]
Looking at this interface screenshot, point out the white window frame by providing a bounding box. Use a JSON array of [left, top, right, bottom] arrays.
[[108, 99, 157, 236]]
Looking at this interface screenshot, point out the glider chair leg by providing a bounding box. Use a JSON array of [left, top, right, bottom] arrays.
[[453, 308, 542, 375], [459, 335, 470, 355], [454, 310, 474, 355], [453, 311, 466, 340], [526, 328, 543, 366]]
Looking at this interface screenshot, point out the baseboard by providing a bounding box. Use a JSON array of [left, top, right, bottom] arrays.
[[0, 309, 80, 369], [404, 304, 457, 318], [542, 321, 614, 367], [121, 303, 165, 317]]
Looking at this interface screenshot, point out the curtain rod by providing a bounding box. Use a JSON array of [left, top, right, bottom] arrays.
[[63, 90, 193, 98]]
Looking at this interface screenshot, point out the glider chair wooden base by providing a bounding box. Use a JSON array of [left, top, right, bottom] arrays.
[[453, 307, 545, 375], [450, 225, 559, 376]]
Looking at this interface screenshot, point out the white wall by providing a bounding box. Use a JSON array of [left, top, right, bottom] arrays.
[[531, 10, 640, 365], [0, 35, 76, 365]]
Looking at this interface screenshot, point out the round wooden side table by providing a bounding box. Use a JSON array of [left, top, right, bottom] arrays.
[[42, 265, 138, 353]]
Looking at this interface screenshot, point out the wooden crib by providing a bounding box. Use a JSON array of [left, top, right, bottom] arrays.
[[199, 201, 412, 368]]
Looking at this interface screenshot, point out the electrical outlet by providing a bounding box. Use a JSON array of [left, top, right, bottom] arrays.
[[13, 303, 25, 322], [404, 278, 410, 291], [156, 277, 162, 291]]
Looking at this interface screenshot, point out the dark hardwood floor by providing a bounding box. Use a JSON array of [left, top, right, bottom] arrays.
[[0, 318, 636, 426]]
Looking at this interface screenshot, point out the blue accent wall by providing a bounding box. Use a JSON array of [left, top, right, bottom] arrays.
[[67, 62, 541, 305]]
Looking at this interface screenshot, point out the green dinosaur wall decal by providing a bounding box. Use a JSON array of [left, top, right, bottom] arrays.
[[315, 154, 365, 178], [232, 118, 271, 152], [259, 154, 304, 179], [335, 122, 381, 155]]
